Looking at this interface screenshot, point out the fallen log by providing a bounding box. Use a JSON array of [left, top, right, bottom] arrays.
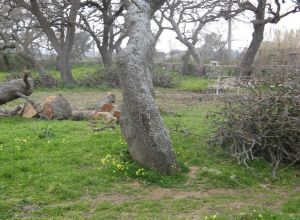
[[43, 94, 72, 120], [71, 110, 96, 121], [0, 74, 34, 105]]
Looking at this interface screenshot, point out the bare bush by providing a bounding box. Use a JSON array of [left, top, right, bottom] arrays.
[[35, 75, 58, 88], [151, 66, 175, 88], [78, 67, 120, 88], [211, 70, 300, 177]]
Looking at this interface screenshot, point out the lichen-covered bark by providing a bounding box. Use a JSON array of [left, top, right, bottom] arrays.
[[117, 0, 177, 174]]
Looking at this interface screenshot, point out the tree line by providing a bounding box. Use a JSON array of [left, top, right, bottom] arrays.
[[0, 0, 299, 83]]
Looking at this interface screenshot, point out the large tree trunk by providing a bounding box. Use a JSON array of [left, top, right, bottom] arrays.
[[101, 49, 113, 68], [117, 0, 178, 174], [189, 46, 204, 75], [182, 49, 192, 75], [57, 49, 76, 85], [239, 23, 264, 75], [239, 1, 266, 76]]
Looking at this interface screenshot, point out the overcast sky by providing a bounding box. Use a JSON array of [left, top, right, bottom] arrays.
[[155, 11, 300, 53]]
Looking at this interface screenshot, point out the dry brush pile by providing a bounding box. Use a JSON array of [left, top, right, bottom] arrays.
[[211, 71, 300, 177]]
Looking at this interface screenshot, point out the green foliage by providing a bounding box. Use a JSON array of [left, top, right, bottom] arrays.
[[0, 71, 7, 81], [37, 122, 55, 139], [71, 63, 102, 80], [282, 194, 300, 214], [0, 52, 34, 72], [47, 63, 101, 81], [151, 66, 178, 88], [179, 76, 210, 92], [99, 148, 188, 187]]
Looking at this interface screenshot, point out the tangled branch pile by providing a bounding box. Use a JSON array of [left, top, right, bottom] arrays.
[[212, 71, 300, 177]]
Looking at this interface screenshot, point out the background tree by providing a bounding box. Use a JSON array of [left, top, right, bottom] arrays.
[[0, 4, 44, 72], [79, 0, 126, 68], [200, 32, 227, 61], [152, 8, 167, 47], [71, 31, 93, 60], [163, 0, 227, 74], [11, 0, 81, 84], [230, 0, 300, 75]]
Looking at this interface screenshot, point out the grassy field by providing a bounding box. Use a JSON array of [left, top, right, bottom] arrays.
[[178, 76, 211, 92], [0, 87, 300, 219], [0, 63, 101, 82], [0, 66, 300, 219]]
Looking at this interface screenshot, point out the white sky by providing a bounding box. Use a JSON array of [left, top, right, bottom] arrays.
[[155, 11, 300, 53]]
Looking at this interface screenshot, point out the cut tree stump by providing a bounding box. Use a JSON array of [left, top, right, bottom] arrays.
[[0, 74, 34, 105], [22, 103, 38, 118], [43, 94, 72, 120]]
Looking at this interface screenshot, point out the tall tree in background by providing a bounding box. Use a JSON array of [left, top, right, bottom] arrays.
[[200, 32, 226, 60], [0, 5, 44, 71], [71, 31, 93, 59], [79, 0, 126, 68], [163, 0, 227, 75], [230, 0, 300, 75], [117, 0, 178, 174], [11, 0, 81, 84], [152, 8, 167, 47]]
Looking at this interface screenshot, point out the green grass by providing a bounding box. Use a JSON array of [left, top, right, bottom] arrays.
[[47, 63, 101, 80], [0, 102, 299, 219], [178, 76, 211, 92], [0, 63, 102, 82], [0, 71, 7, 81]]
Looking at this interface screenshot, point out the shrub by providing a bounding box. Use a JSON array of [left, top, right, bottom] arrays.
[[0, 52, 34, 72], [151, 66, 175, 88], [211, 71, 300, 177], [79, 66, 120, 88], [35, 74, 58, 88]]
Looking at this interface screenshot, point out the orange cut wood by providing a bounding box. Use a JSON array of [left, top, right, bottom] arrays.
[[44, 95, 57, 103], [22, 103, 38, 118], [100, 103, 114, 112], [112, 110, 121, 120], [43, 103, 54, 119], [42, 94, 72, 120]]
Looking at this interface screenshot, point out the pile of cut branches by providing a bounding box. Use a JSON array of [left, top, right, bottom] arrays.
[[211, 71, 300, 177]]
